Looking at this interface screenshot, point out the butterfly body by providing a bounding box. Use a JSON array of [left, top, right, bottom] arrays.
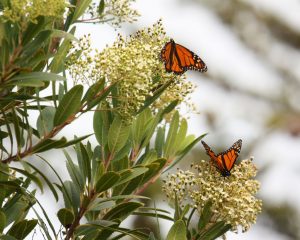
[[201, 139, 242, 177], [161, 39, 207, 75]]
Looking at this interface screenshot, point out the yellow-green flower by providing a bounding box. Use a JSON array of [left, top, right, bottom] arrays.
[[1, 0, 67, 23], [162, 158, 262, 232]]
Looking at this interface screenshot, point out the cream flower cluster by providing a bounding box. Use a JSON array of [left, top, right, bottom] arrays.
[[88, 0, 140, 27], [162, 158, 262, 232], [67, 20, 195, 120], [103, 0, 140, 27]]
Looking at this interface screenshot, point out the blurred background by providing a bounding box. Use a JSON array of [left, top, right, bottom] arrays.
[[31, 0, 300, 239]]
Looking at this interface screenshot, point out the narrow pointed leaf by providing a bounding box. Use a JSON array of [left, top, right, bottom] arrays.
[[115, 167, 148, 187], [50, 27, 76, 73], [108, 117, 130, 154], [0, 210, 6, 233], [198, 201, 213, 230], [9, 167, 43, 192], [54, 85, 83, 126], [98, 0, 105, 15], [23, 161, 59, 201], [95, 172, 120, 193], [9, 72, 66, 86], [72, 0, 92, 23], [32, 137, 67, 153], [93, 104, 110, 146], [7, 219, 38, 240], [36, 106, 56, 137], [166, 220, 187, 240], [164, 111, 179, 157], [201, 221, 231, 240], [103, 202, 143, 221]]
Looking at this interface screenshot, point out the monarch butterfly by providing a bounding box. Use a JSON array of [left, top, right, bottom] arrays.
[[161, 39, 207, 75], [201, 139, 242, 177]]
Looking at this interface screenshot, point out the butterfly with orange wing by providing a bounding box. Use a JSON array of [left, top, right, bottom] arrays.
[[201, 139, 242, 177], [161, 39, 207, 75]]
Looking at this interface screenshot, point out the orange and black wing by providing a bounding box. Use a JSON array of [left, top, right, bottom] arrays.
[[175, 43, 207, 73], [161, 39, 184, 74], [201, 140, 226, 175], [161, 39, 207, 75], [216, 139, 242, 175], [201, 139, 242, 177]]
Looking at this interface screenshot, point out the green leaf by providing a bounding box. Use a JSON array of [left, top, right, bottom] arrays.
[[136, 149, 157, 165], [93, 104, 111, 146], [139, 114, 160, 149], [160, 100, 179, 117], [95, 172, 120, 193], [115, 167, 148, 187], [0, 130, 9, 140], [121, 159, 166, 195], [174, 194, 181, 221], [0, 235, 18, 240], [138, 158, 166, 184], [88, 200, 115, 212], [36, 106, 56, 137], [8, 72, 66, 86], [23, 161, 59, 201], [0, 22, 6, 44], [155, 126, 165, 158], [174, 118, 188, 150], [21, 30, 52, 59], [198, 201, 213, 230], [132, 108, 152, 147], [22, 16, 46, 42], [0, 210, 6, 233], [3, 198, 28, 226], [132, 211, 174, 221], [65, 150, 85, 191], [51, 30, 78, 42], [132, 211, 173, 221], [57, 208, 75, 227], [164, 111, 179, 158], [91, 147, 104, 186], [108, 117, 130, 155], [103, 202, 143, 221], [7, 219, 38, 240], [111, 141, 131, 162], [11, 109, 21, 150], [50, 27, 76, 73], [166, 220, 187, 240], [62, 180, 80, 214], [138, 80, 174, 113], [75, 220, 117, 236], [75, 143, 91, 183], [98, 0, 105, 15], [180, 205, 190, 220], [9, 167, 43, 192], [164, 133, 207, 173], [61, 134, 92, 148], [31, 137, 67, 153], [82, 79, 104, 104], [53, 85, 83, 126], [0, 39, 9, 68], [72, 0, 92, 23], [200, 221, 231, 240], [85, 82, 117, 111]]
